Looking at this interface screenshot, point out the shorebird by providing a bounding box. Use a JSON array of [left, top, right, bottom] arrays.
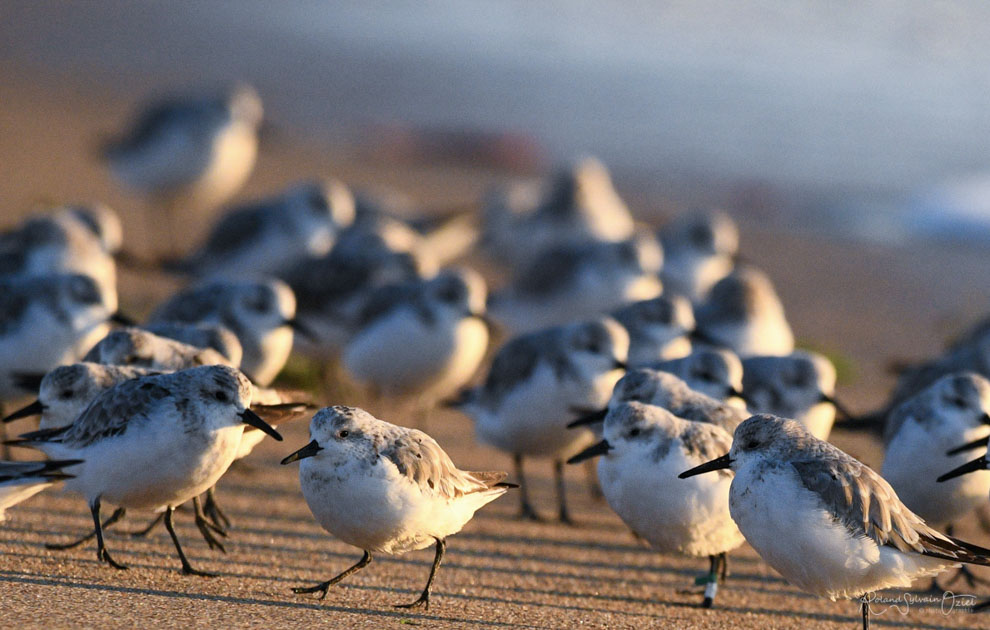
[[568, 401, 743, 607], [8, 365, 282, 575], [342, 268, 489, 402], [612, 295, 695, 366], [452, 317, 628, 522], [658, 208, 738, 303], [281, 405, 513, 610], [680, 414, 990, 630], [694, 266, 794, 357], [488, 234, 663, 334], [0, 458, 82, 521]]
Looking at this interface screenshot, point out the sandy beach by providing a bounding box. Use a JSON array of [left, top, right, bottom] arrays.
[[2, 60, 990, 629]]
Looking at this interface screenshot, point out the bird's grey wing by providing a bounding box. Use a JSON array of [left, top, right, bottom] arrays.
[[354, 282, 420, 328], [150, 286, 222, 323], [105, 99, 214, 155], [514, 247, 582, 296], [791, 451, 985, 562], [62, 377, 172, 447], [378, 429, 493, 499], [479, 335, 545, 407], [0, 287, 28, 335], [197, 205, 271, 257]]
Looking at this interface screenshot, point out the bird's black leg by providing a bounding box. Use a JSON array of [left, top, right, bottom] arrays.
[[91, 498, 127, 570], [554, 459, 574, 525], [47, 507, 126, 550], [292, 550, 373, 600], [129, 512, 165, 537], [700, 555, 719, 608], [718, 552, 729, 583], [862, 597, 870, 630], [202, 486, 231, 531], [514, 454, 542, 521], [164, 505, 216, 577], [192, 496, 227, 553], [395, 538, 446, 611], [584, 459, 604, 501]]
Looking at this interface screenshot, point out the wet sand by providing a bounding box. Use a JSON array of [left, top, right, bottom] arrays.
[[2, 67, 989, 628]]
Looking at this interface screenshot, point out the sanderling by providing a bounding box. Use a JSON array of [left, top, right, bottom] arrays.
[[142, 321, 244, 366], [281, 405, 514, 610], [173, 180, 355, 277], [488, 234, 663, 334], [481, 156, 635, 270], [680, 414, 990, 630], [102, 84, 263, 215], [658, 208, 738, 303], [82, 327, 234, 370], [694, 266, 794, 357], [148, 277, 303, 385], [569, 369, 748, 434], [9, 365, 282, 575], [568, 401, 743, 607], [342, 268, 489, 401], [0, 458, 82, 521], [0, 210, 118, 311], [612, 295, 695, 366], [646, 348, 746, 407], [884, 374, 990, 535], [285, 228, 432, 359], [741, 350, 843, 440], [0, 273, 117, 400], [453, 317, 628, 522]]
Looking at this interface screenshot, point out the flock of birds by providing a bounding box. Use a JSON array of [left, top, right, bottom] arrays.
[[3, 84, 990, 628]]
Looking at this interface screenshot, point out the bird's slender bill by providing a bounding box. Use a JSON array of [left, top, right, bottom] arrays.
[[679, 453, 732, 479], [2, 399, 45, 423], [566, 439, 612, 465], [239, 408, 283, 440], [819, 392, 854, 420], [281, 439, 323, 465], [567, 407, 608, 429], [937, 455, 988, 483], [946, 435, 990, 456], [109, 311, 137, 326]]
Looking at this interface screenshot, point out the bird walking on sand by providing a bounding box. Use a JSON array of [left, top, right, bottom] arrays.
[[281, 405, 514, 610]]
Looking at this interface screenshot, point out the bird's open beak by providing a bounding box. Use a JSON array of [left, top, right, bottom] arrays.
[[281, 439, 323, 465], [938, 455, 988, 483], [679, 453, 733, 478], [566, 439, 612, 464], [239, 408, 283, 441], [2, 399, 45, 423], [567, 407, 608, 429], [284, 318, 317, 341]]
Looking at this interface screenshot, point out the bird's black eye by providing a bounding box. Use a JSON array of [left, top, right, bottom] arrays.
[[744, 439, 759, 450], [214, 390, 228, 402], [338, 430, 349, 438], [953, 397, 968, 409], [629, 428, 641, 438], [60, 389, 74, 400]]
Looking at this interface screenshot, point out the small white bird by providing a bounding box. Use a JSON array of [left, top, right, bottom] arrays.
[[883, 373, 990, 533], [741, 350, 842, 440], [285, 226, 430, 359], [647, 348, 745, 406], [148, 277, 303, 385], [454, 317, 628, 522], [0, 273, 116, 400], [103, 84, 263, 215], [281, 405, 514, 610], [142, 322, 244, 367], [694, 266, 794, 357], [174, 180, 356, 278], [488, 234, 663, 334], [568, 369, 748, 434], [680, 414, 990, 630], [82, 327, 234, 370], [658, 208, 738, 303], [0, 459, 82, 521], [612, 295, 695, 366], [482, 156, 636, 270], [0, 210, 118, 311], [342, 268, 489, 401], [568, 401, 743, 608], [10, 365, 282, 575]]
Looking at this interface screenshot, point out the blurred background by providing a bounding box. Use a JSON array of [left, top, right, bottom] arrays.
[[3, 1, 990, 407], [5, 1, 990, 242]]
